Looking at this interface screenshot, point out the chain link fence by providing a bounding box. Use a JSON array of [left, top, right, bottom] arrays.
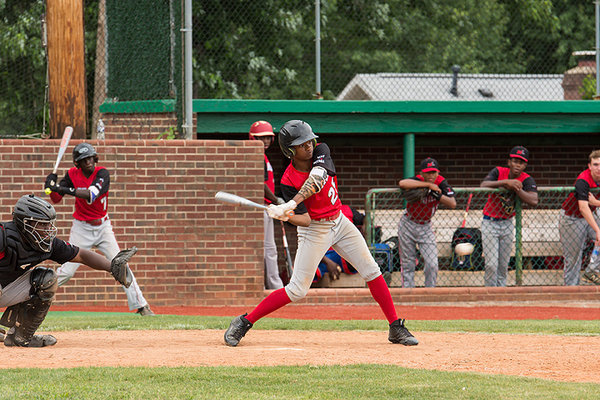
[[1, 1, 597, 136], [365, 187, 599, 287]]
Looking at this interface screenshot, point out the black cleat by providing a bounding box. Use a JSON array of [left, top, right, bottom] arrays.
[[388, 319, 419, 346], [224, 313, 253, 347], [4, 333, 57, 347]]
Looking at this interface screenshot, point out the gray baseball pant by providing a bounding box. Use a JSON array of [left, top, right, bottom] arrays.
[[398, 215, 438, 288], [285, 214, 380, 302], [57, 219, 148, 310], [481, 218, 514, 287], [264, 211, 283, 289], [559, 210, 600, 285]]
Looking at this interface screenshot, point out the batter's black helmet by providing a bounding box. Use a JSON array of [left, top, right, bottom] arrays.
[[278, 120, 319, 159], [73, 143, 98, 164], [13, 194, 57, 252]]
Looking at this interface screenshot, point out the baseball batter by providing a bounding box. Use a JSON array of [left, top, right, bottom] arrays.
[[398, 157, 456, 288], [0, 195, 133, 347], [45, 143, 154, 316], [224, 120, 418, 347]]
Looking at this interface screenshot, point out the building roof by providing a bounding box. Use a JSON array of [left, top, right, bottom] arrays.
[[336, 73, 565, 101]]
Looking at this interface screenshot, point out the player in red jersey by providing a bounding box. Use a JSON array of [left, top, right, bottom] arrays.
[[224, 120, 418, 347], [249, 121, 284, 289], [398, 157, 456, 287], [480, 146, 538, 287], [559, 149, 600, 285], [45, 143, 154, 315]]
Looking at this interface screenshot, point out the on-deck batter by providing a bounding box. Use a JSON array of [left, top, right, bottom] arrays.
[[224, 120, 418, 347], [45, 143, 154, 316]]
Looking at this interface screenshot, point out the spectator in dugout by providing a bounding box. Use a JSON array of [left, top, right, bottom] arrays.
[[398, 157, 456, 288]]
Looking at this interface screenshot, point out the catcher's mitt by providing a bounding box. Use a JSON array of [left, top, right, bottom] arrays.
[[110, 247, 137, 288], [401, 188, 429, 203]]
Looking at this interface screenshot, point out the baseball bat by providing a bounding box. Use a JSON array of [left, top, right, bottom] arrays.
[[44, 126, 73, 195], [280, 220, 294, 278], [461, 193, 473, 228], [214, 191, 268, 210]]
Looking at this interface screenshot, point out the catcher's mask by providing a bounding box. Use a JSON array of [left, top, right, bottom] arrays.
[[278, 120, 318, 159], [13, 194, 58, 252], [73, 143, 99, 166]]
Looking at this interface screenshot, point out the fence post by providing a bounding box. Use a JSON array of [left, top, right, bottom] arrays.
[[514, 196, 523, 285]]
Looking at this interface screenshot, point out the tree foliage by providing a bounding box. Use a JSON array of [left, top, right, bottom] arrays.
[[1, 0, 597, 135]]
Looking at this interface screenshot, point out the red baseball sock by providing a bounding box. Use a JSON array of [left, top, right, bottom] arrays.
[[367, 275, 398, 324], [245, 288, 292, 324]]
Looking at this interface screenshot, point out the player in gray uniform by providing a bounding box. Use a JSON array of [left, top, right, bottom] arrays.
[[0, 195, 133, 347], [224, 120, 418, 347], [45, 143, 154, 316], [398, 158, 456, 287]]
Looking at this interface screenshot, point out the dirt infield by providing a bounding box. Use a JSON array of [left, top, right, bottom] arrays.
[[7, 329, 600, 384], [7, 303, 596, 383]]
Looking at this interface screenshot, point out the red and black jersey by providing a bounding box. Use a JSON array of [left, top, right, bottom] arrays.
[[483, 167, 537, 219], [0, 222, 79, 287], [280, 143, 341, 220], [264, 154, 275, 204], [405, 175, 454, 222], [49, 166, 110, 221], [562, 169, 600, 218]]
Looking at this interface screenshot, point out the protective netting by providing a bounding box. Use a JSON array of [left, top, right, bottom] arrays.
[[366, 187, 600, 287], [0, 1, 596, 136]]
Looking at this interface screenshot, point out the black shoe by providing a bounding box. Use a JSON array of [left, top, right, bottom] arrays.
[[4, 333, 57, 347], [224, 313, 253, 347], [583, 270, 600, 285], [388, 319, 419, 346], [136, 305, 155, 316]]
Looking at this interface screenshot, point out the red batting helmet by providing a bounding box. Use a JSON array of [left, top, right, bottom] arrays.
[[249, 121, 275, 140]]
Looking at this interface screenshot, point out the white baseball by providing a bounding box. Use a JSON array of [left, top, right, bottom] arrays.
[[455, 242, 474, 256]]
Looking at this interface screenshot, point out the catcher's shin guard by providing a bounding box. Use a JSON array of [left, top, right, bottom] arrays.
[[1, 267, 57, 347]]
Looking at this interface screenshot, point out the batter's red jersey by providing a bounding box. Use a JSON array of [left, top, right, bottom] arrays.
[[482, 167, 536, 219], [405, 174, 454, 222], [280, 143, 341, 220], [561, 168, 600, 218], [49, 166, 110, 221]]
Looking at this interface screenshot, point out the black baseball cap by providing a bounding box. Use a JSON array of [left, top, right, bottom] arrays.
[[420, 157, 440, 172], [510, 146, 529, 162]]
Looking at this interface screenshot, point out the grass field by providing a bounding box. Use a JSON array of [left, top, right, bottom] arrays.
[[1, 312, 598, 400]]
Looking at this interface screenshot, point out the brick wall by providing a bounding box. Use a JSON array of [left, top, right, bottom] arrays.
[[0, 139, 267, 308]]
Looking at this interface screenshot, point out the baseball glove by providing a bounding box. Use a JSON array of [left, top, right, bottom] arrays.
[[110, 247, 137, 288], [401, 188, 429, 203]]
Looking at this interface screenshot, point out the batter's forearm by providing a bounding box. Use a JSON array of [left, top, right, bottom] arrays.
[[296, 167, 328, 202]]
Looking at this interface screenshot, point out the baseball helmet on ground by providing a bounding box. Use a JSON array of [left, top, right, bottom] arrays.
[[13, 194, 58, 252], [73, 143, 98, 163], [278, 120, 319, 159], [249, 121, 275, 140]]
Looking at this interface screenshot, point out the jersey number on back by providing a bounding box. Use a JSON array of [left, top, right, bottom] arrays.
[[328, 178, 339, 205]]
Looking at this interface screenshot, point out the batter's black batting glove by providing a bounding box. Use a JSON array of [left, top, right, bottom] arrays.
[[44, 173, 58, 189]]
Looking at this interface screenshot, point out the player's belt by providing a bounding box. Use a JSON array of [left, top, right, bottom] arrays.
[[407, 216, 430, 225], [483, 215, 511, 221], [313, 211, 341, 222], [82, 216, 108, 226]]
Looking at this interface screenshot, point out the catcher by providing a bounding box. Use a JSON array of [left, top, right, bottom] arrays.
[[398, 157, 456, 287], [0, 194, 136, 347]]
